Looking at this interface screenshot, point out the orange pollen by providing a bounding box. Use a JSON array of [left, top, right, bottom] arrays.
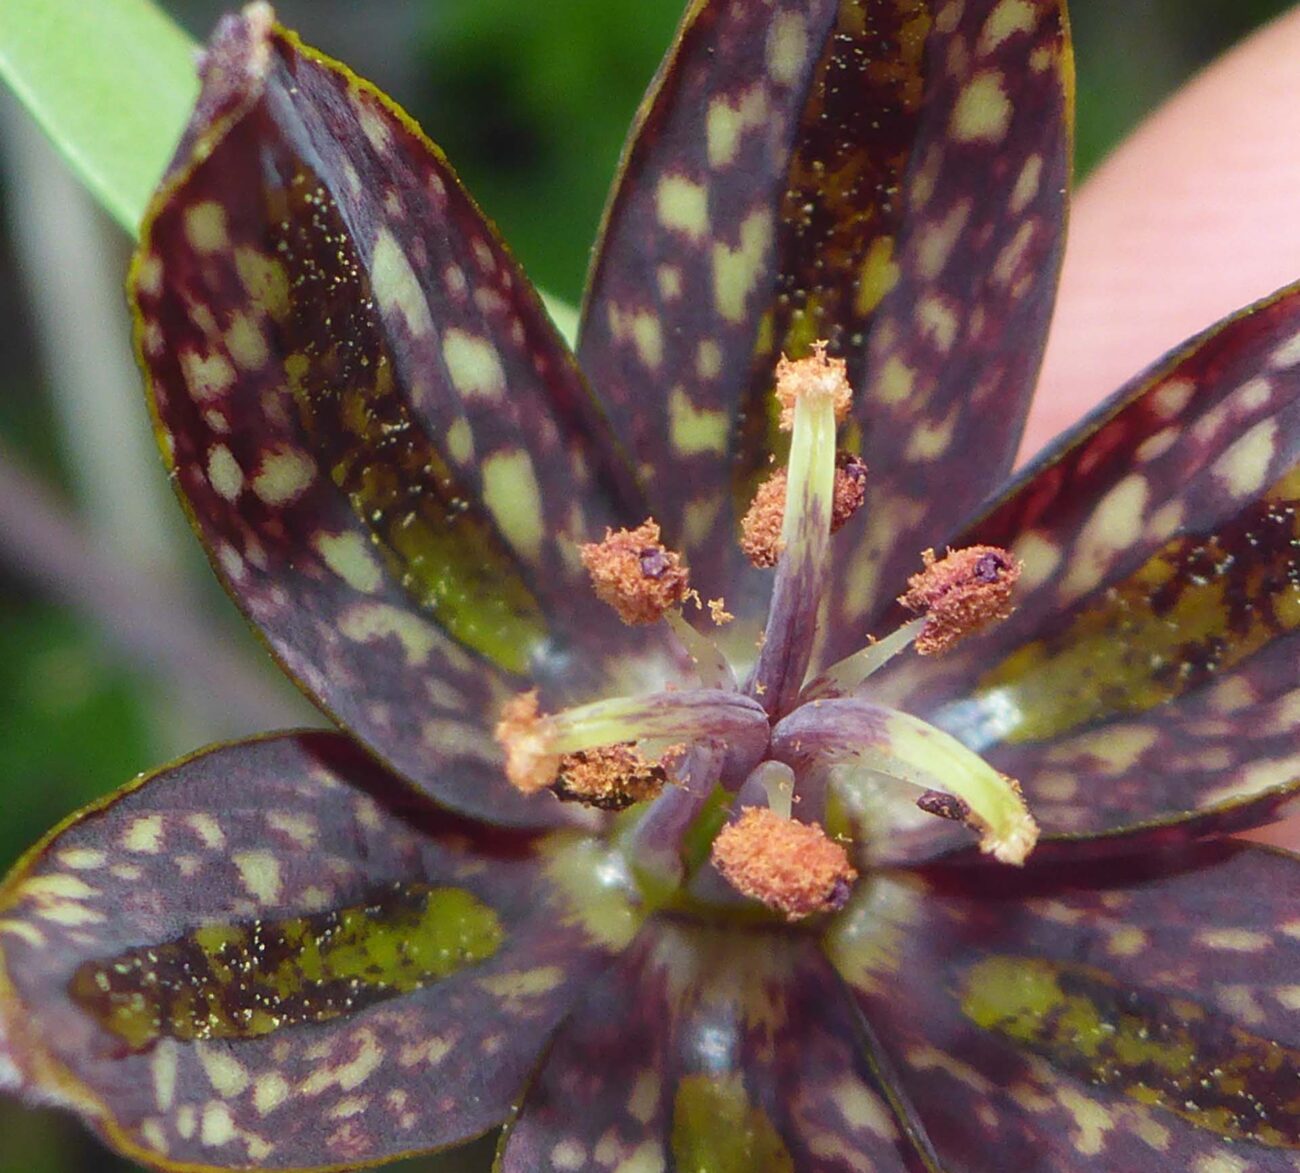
[[740, 469, 788, 568], [832, 452, 868, 529], [899, 545, 1022, 655], [708, 597, 734, 625], [774, 341, 852, 431], [580, 519, 690, 625], [740, 453, 868, 568], [711, 807, 857, 922], [553, 743, 673, 811], [494, 690, 559, 794]]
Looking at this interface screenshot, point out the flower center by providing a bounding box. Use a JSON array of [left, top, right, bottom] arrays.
[[494, 344, 1036, 920]]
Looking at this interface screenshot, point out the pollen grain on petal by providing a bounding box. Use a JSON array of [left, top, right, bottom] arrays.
[[899, 545, 1021, 655], [711, 807, 857, 922], [494, 690, 559, 794], [580, 520, 690, 625], [774, 341, 852, 431]]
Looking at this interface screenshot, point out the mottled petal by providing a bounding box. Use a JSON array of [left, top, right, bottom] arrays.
[[580, 0, 1070, 649], [133, 9, 666, 825], [872, 284, 1300, 835], [499, 917, 938, 1172], [829, 844, 1300, 1170], [0, 734, 640, 1170]]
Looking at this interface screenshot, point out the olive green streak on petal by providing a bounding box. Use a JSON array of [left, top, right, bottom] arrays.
[[0, 734, 640, 1171], [873, 283, 1300, 836], [971, 463, 1300, 743], [498, 917, 937, 1171], [131, 10, 664, 825], [68, 885, 504, 1052], [831, 844, 1300, 1168], [961, 955, 1300, 1148]]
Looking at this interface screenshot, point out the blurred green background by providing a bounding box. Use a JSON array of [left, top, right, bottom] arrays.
[[0, 0, 1294, 1168]]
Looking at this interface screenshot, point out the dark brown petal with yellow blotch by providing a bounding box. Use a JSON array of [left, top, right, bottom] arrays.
[[132, 9, 666, 827], [580, 0, 1070, 645], [829, 843, 1300, 1171], [499, 917, 940, 1172], [867, 282, 1300, 836], [0, 734, 641, 1171]]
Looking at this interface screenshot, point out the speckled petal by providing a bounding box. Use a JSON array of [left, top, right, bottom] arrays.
[[580, 0, 1071, 648], [869, 283, 1300, 836], [0, 733, 641, 1171], [829, 843, 1300, 1170], [132, 9, 665, 826], [498, 917, 939, 1172]]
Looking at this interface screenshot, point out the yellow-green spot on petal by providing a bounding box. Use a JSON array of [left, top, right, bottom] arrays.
[[371, 228, 435, 338], [980, 0, 1037, 54], [252, 449, 315, 506], [184, 201, 229, 254], [671, 1073, 795, 1172], [960, 956, 1300, 1147], [314, 531, 383, 593], [446, 416, 475, 465], [69, 884, 504, 1052], [668, 387, 729, 456], [234, 247, 291, 322], [764, 12, 808, 87], [541, 834, 642, 951], [481, 449, 545, 562], [442, 328, 507, 400], [339, 602, 438, 666], [713, 210, 773, 324], [950, 70, 1012, 144], [656, 175, 709, 240]]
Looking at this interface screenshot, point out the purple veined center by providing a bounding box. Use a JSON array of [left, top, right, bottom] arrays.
[[503, 350, 1033, 922]]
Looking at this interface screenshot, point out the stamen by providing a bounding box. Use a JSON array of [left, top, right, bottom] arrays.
[[664, 611, 734, 689], [770, 698, 1039, 865], [802, 616, 927, 700], [711, 807, 857, 921], [750, 344, 854, 715], [496, 688, 770, 795], [553, 744, 672, 810], [581, 519, 690, 625], [899, 545, 1021, 655]]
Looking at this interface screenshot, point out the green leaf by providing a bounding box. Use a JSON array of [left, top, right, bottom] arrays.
[[0, 0, 197, 235]]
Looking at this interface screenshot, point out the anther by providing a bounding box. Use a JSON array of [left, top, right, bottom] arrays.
[[711, 807, 857, 921], [899, 545, 1022, 655], [580, 519, 690, 625], [916, 788, 971, 822], [741, 453, 868, 569], [774, 341, 852, 431], [832, 452, 868, 529], [740, 469, 787, 568], [553, 744, 672, 810], [494, 690, 558, 794]]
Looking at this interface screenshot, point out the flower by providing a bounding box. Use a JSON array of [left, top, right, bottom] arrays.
[[2, 0, 1300, 1169]]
